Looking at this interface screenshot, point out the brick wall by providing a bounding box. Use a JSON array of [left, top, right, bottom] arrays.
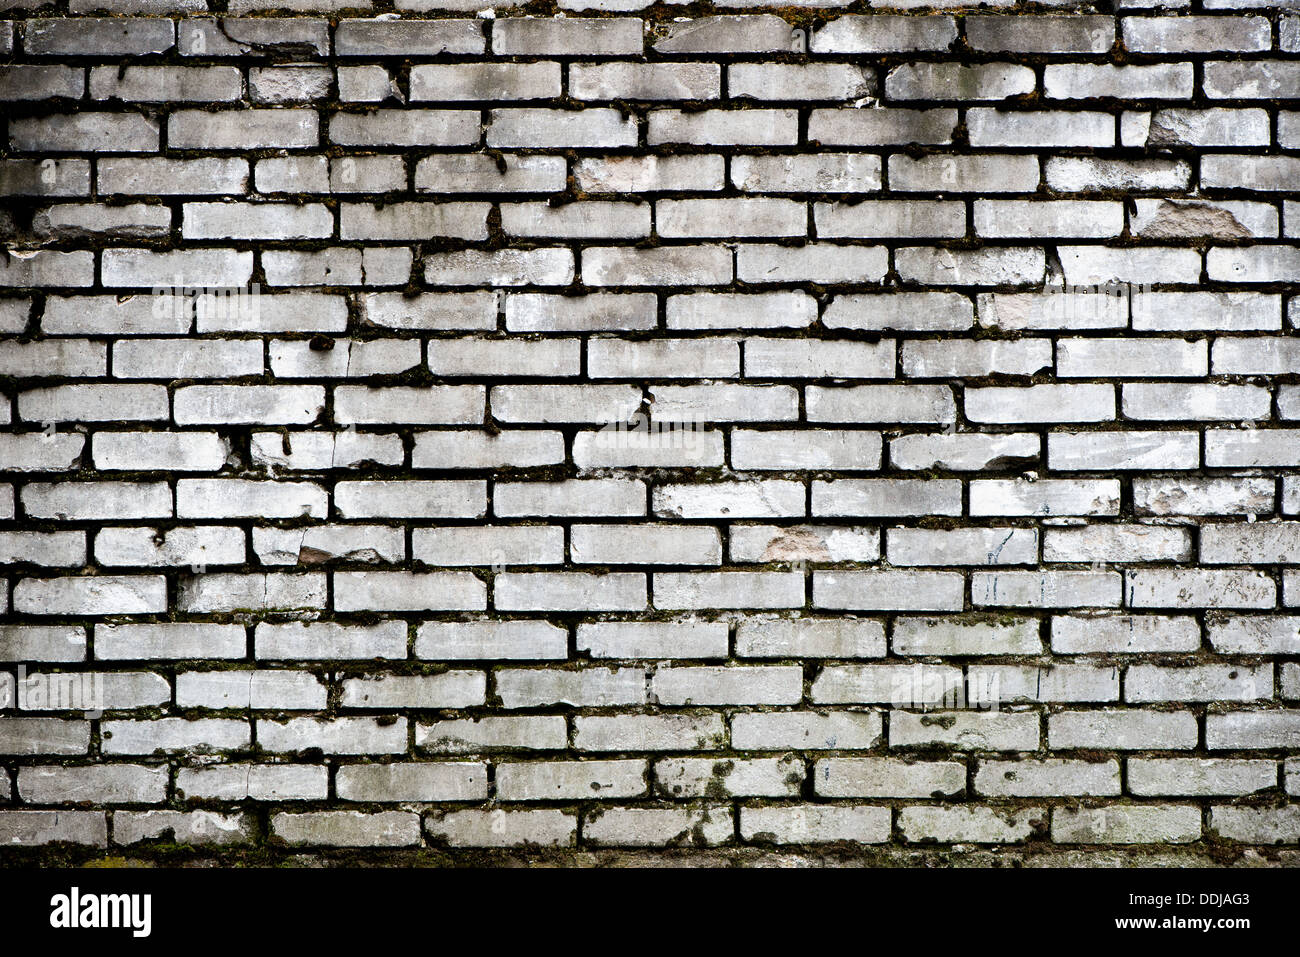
[[1, 1, 1298, 862]]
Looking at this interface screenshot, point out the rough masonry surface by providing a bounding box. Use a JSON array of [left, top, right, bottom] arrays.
[[0, 0, 1298, 865]]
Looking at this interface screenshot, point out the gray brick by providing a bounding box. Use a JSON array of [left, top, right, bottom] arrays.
[[494, 17, 641, 56], [169, 109, 317, 149], [179, 18, 328, 57], [812, 15, 956, 53], [25, 17, 174, 55], [887, 63, 1035, 100], [654, 15, 794, 55], [649, 109, 798, 147], [488, 108, 635, 148], [570, 62, 717, 101], [967, 15, 1113, 52], [809, 108, 956, 145]]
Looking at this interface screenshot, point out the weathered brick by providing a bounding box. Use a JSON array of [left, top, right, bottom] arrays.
[[812, 15, 956, 53], [25, 17, 174, 55], [169, 109, 318, 149], [488, 108, 635, 148], [336, 18, 483, 56], [494, 17, 641, 56]]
